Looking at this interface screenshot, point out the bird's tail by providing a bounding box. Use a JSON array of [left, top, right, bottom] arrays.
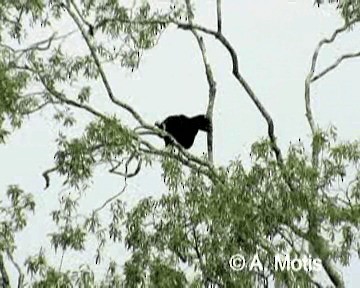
[[192, 115, 212, 132]]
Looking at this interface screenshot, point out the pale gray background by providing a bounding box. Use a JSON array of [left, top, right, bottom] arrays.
[[1, 0, 359, 286]]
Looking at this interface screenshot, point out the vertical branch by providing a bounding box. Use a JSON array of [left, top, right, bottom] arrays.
[[184, 0, 217, 164], [0, 254, 10, 288], [306, 19, 360, 168], [305, 20, 356, 141], [216, 0, 222, 33], [6, 251, 24, 288], [191, 226, 222, 287], [59, 249, 65, 271], [302, 21, 356, 288]]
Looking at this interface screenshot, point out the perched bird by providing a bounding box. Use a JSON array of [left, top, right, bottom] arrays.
[[155, 114, 211, 149]]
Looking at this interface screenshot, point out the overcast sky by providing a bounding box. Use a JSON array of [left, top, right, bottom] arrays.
[[1, 0, 359, 286]]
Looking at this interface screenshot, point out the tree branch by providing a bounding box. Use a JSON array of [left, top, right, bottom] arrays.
[[321, 257, 344, 288], [36, 68, 218, 186], [65, 0, 147, 127], [6, 251, 24, 288], [63, 9, 220, 164], [109, 153, 142, 180], [289, 221, 345, 287], [176, 10, 348, 287], [216, 0, 222, 33], [175, 20, 283, 166], [42, 166, 58, 189], [305, 20, 357, 136], [303, 21, 356, 287], [311, 50, 360, 82], [2, 30, 76, 64], [20, 63, 221, 187], [22, 100, 59, 115], [93, 182, 127, 214], [184, 0, 217, 164], [0, 254, 10, 288], [138, 144, 221, 184], [12, 9, 224, 189], [191, 226, 223, 287]]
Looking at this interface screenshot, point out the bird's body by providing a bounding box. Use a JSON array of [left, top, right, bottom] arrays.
[[156, 114, 211, 149]]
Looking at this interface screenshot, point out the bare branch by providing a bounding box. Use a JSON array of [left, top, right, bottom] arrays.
[[184, 0, 217, 164], [311, 50, 360, 82], [93, 182, 127, 214], [216, 0, 222, 33], [67, 0, 94, 37], [321, 258, 344, 288], [1, 33, 53, 52], [303, 24, 356, 286], [218, 31, 283, 164], [305, 20, 357, 136], [42, 166, 58, 189], [173, 18, 283, 165], [59, 249, 65, 272], [174, 21, 218, 37]]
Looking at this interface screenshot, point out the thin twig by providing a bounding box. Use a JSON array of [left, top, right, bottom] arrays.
[[109, 154, 142, 180], [93, 182, 127, 214], [59, 249, 65, 272], [2, 30, 77, 63], [22, 100, 59, 115]]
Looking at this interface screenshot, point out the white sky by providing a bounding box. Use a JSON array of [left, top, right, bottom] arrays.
[[1, 0, 359, 286]]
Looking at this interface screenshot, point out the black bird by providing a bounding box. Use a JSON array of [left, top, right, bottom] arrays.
[[155, 114, 211, 149]]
